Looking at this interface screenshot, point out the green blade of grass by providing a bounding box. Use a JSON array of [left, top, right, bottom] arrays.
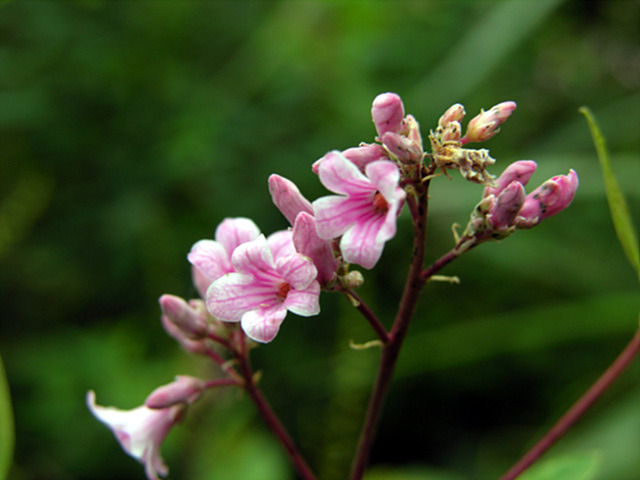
[[579, 106, 640, 283], [0, 354, 14, 480]]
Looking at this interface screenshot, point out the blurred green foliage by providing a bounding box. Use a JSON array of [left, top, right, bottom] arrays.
[[0, 1, 638, 479]]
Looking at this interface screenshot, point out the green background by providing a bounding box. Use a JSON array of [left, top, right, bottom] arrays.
[[1, 1, 638, 479]]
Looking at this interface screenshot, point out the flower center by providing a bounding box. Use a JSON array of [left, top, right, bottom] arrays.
[[372, 192, 388, 213], [277, 282, 291, 299]]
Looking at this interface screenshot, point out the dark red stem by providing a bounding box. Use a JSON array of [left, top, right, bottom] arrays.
[[499, 323, 640, 480]]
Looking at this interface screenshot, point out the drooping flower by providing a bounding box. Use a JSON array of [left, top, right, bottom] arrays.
[[206, 234, 320, 343], [87, 391, 183, 480], [313, 151, 406, 269], [188, 217, 261, 298]]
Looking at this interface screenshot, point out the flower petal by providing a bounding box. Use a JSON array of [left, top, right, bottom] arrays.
[[284, 282, 320, 317], [187, 240, 233, 283], [207, 273, 278, 321], [275, 253, 317, 290], [267, 230, 296, 261], [231, 235, 277, 278], [241, 306, 288, 343], [318, 150, 372, 195], [214, 217, 261, 256], [313, 194, 372, 239], [340, 213, 386, 269]]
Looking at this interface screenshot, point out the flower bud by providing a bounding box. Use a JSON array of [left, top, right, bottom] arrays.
[[292, 211, 337, 285], [342, 270, 364, 290], [161, 315, 209, 355], [341, 144, 389, 171], [462, 101, 517, 144], [145, 376, 206, 409], [159, 294, 208, 339], [371, 92, 405, 137], [484, 160, 537, 198], [516, 169, 579, 228], [268, 174, 313, 226], [487, 181, 526, 232], [438, 103, 466, 128], [381, 132, 423, 164]]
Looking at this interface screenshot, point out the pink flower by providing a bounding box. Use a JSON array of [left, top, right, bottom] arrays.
[[87, 391, 183, 480], [292, 211, 338, 285], [145, 376, 206, 409], [268, 174, 313, 225], [313, 151, 406, 269], [206, 234, 320, 343], [188, 217, 261, 298], [516, 169, 579, 228]]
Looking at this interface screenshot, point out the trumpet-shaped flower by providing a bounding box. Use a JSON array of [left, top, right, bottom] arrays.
[[87, 391, 183, 480], [207, 234, 320, 343], [188, 217, 261, 298], [313, 151, 405, 269]]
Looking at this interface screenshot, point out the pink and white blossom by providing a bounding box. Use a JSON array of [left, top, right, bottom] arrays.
[[313, 151, 406, 269], [206, 234, 320, 343], [188, 217, 261, 298], [87, 391, 183, 480]]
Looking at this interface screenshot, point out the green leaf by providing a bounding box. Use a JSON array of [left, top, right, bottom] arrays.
[[518, 451, 601, 480], [579, 106, 640, 283], [0, 354, 14, 480]]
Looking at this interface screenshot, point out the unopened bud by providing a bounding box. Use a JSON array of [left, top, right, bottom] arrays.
[[145, 375, 206, 409], [462, 101, 517, 144], [381, 132, 423, 164], [341, 144, 389, 171], [160, 294, 208, 339], [372, 92, 405, 137], [438, 103, 466, 128], [484, 160, 537, 198], [343, 270, 364, 289], [440, 121, 462, 143], [268, 174, 313, 225], [516, 169, 579, 228], [161, 314, 209, 355], [487, 181, 526, 232], [292, 212, 338, 285]]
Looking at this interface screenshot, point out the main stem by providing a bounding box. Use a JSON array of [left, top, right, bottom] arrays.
[[350, 182, 430, 480], [499, 323, 640, 480]]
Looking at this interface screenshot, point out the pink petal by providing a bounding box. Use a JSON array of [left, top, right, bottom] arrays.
[[313, 194, 373, 239], [275, 253, 318, 290], [207, 273, 278, 321], [340, 214, 386, 269], [284, 282, 320, 317], [365, 160, 405, 207], [267, 230, 296, 261], [214, 217, 261, 256], [187, 240, 233, 283], [292, 212, 337, 285], [231, 235, 277, 277], [318, 151, 373, 195], [241, 306, 288, 343]]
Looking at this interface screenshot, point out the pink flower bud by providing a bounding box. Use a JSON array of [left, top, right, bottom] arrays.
[[438, 103, 466, 128], [487, 181, 526, 231], [268, 174, 313, 226], [371, 92, 405, 137], [292, 211, 337, 285], [159, 294, 208, 339], [342, 144, 389, 171], [516, 169, 579, 228], [380, 131, 423, 164], [484, 160, 537, 197], [462, 101, 517, 144], [161, 315, 208, 355], [145, 376, 206, 409]]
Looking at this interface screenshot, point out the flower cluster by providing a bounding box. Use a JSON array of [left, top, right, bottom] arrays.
[[88, 92, 579, 480]]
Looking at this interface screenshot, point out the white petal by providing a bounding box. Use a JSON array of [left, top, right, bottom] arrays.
[[241, 306, 288, 343]]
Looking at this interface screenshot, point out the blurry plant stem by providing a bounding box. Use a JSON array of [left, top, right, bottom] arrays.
[[235, 331, 317, 480], [499, 320, 640, 480], [350, 180, 432, 480]]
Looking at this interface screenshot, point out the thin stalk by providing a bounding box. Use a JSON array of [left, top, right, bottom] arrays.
[[350, 182, 429, 480], [499, 323, 640, 480], [344, 289, 390, 344], [236, 334, 317, 480]]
